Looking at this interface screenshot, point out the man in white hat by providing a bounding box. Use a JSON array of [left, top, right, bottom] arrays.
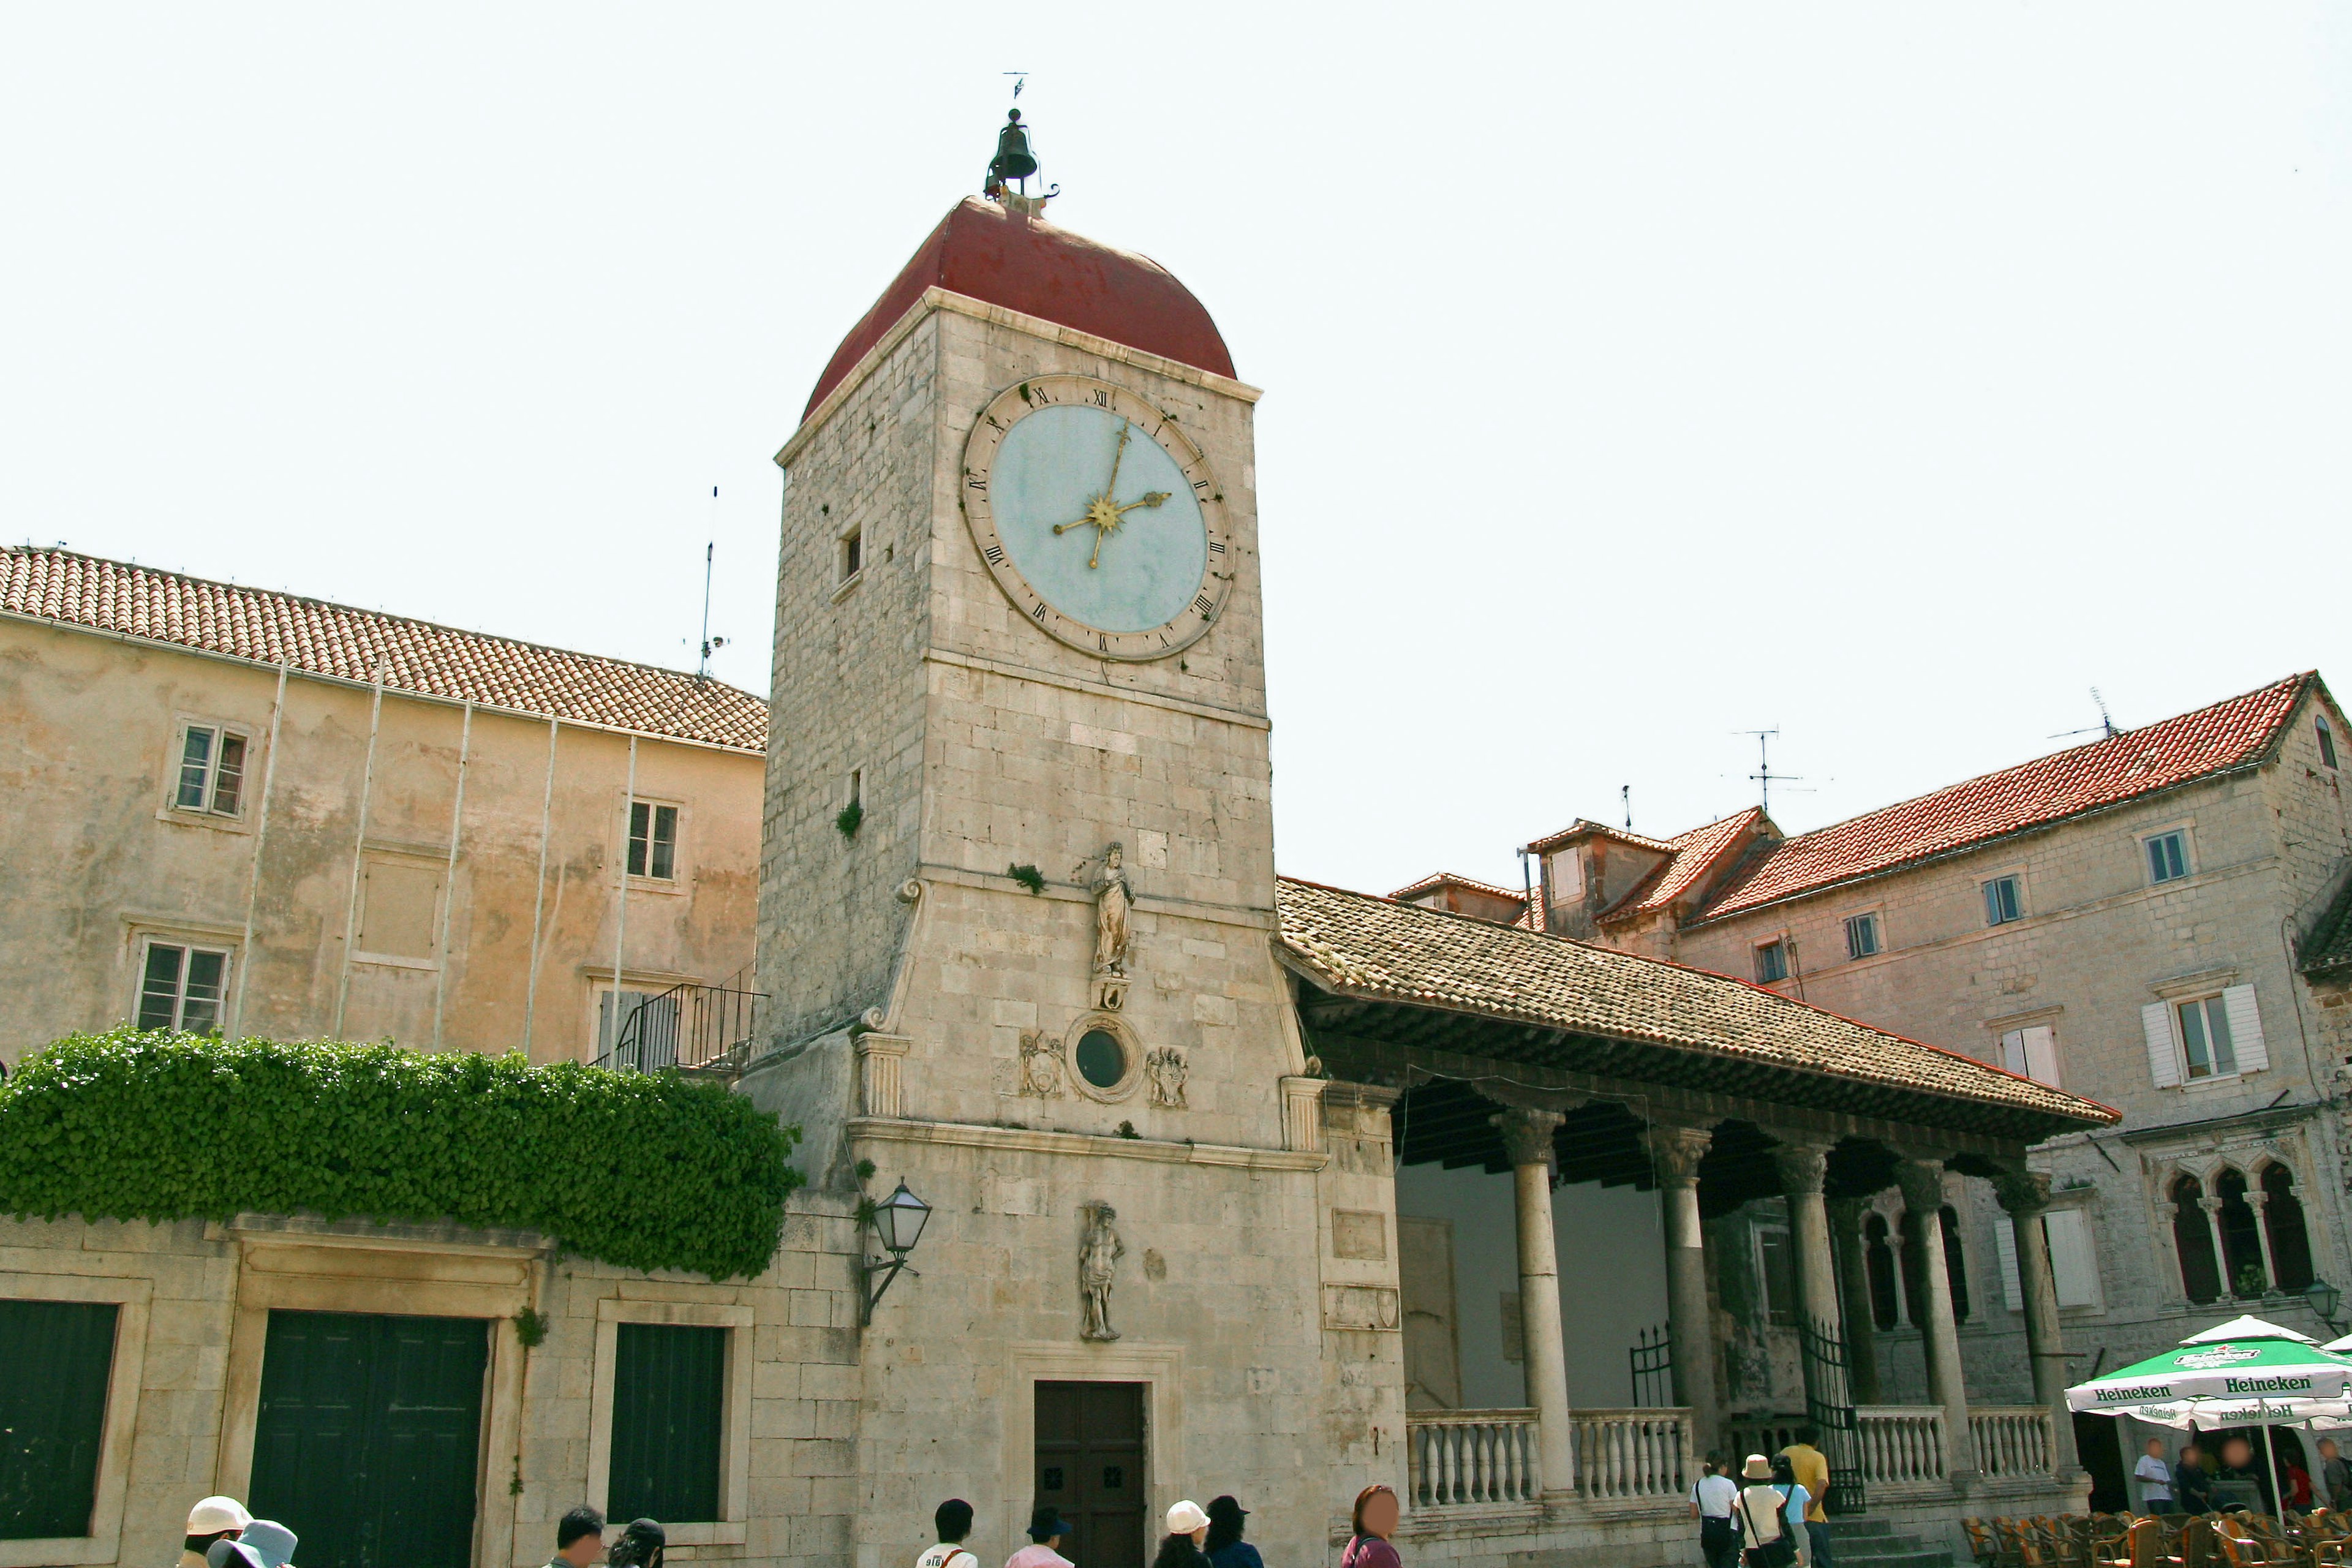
[[179, 1499, 252, 1568]]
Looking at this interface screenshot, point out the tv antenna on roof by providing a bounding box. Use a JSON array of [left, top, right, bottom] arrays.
[[2049, 687, 2118, 742], [694, 490, 729, 679], [1739, 729, 1806, 815]]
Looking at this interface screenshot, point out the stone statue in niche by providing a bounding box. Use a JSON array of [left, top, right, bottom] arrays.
[[1091, 843, 1133, 977], [1019, 1028, 1063, 1098], [1145, 1047, 1188, 1109], [1079, 1202, 1125, 1341]]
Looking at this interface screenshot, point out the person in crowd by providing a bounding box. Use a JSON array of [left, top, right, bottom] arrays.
[[2217, 1435, 2275, 1513], [918, 1501, 980, 1568], [1341, 1484, 1403, 1568], [179, 1498, 252, 1568], [2176, 1442, 2216, 1514], [205, 1522, 296, 1568], [2320, 1438, 2352, 1509], [1733, 1456, 1796, 1568], [2277, 1447, 2313, 1510], [1153, 1501, 1213, 1568], [1006, 1507, 1074, 1568], [1204, 1496, 1261, 1568], [2135, 1438, 2176, 1511], [1780, 1429, 1833, 1568], [1690, 1454, 1741, 1568], [549, 1507, 606, 1568], [1769, 1455, 1812, 1568], [612, 1520, 665, 1568]]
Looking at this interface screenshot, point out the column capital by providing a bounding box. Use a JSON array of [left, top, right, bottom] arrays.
[[2199, 1195, 2226, 1216], [1648, 1122, 1713, 1185], [1489, 1106, 1566, 1169], [1991, 1169, 2053, 1218], [1771, 1140, 1832, 1196], [1828, 1193, 1874, 1227], [1894, 1158, 1950, 1212]]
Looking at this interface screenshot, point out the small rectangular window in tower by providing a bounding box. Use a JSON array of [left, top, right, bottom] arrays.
[[1754, 940, 1789, 983], [1983, 876, 2022, 926], [2146, 830, 2190, 884], [839, 527, 862, 583], [628, 802, 679, 880], [174, 723, 248, 815], [848, 769, 862, 809], [1845, 912, 1881, 960], [2321, 718, 2340, 770]]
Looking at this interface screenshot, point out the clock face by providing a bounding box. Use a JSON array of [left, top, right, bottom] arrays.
[[960, 374, 1231, 660]]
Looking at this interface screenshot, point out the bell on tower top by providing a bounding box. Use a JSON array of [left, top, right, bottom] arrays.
[[984, 108, 1058, 214]]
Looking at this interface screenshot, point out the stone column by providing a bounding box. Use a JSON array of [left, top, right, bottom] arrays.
[[1650, 1121, 1722, 1452], [2247, 1191, 2282, 1292], [2201, 1196, 2235, 1297], [1775, 1142, 1845, 1349], [1830, 1196, 1882, 1403], [1493, 1107, 1575, 1499], [1993, 1170, 2079, 1475], [1896, 1158, 1977, 1483]]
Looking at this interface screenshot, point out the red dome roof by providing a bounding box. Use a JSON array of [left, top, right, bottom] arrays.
[[802, 197, 1235, 420]]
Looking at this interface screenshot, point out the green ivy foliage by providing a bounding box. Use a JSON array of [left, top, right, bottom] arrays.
[[0, 1030, 802, 1281]]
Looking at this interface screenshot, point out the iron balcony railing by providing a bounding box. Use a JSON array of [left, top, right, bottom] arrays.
[[593, 976, 764, 1074]]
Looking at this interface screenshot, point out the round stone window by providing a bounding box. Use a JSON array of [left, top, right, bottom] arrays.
[[1075, 1028, 1126, 1090]]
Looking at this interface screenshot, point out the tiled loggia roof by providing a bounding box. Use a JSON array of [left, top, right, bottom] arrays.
[[1689, 674, 2316, 922], [1275, 876, 2116, 1134], [1, 548, 770, 752]]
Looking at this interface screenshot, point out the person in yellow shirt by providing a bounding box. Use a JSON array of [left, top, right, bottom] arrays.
[[1781, 1430, 1833, 1568]]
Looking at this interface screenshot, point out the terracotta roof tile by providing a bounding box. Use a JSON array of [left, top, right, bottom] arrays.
[[1525, 818, 1680, 856], [1691, 675, 2315, 923], [1, 549, 769, 751], [1390, 870, 1528, 906], [1599, 808, 1768, 924], [1276, 876, 2116, 1133]]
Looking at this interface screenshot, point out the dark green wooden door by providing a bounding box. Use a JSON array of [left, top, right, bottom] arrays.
[[608, 1323, 725, 1521], [1035, 1382, 1147, 1568], [249, 1311, 488, 1568], [0, 1299, 119, 1540]]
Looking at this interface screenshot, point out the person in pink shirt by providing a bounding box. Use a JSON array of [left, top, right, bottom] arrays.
[[1341, 1485, 1403, 1568], [1005, 1507, 1074, 1568]]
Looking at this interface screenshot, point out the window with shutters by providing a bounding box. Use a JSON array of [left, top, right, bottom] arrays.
[[2141, 984, 2268, 1087], [136, 940, 230, 1034], [1983, 876, 2023, 926], [1844, 911, 1881, 960], [0, 1298, 121, 1540], [170, 722, 249, 816], [2144, 829, 2190, 885], [608, 1323, 726, 1521], [1994, 1205, 2102, 1313], [628, 801, 680, 881], [1999, 1024, 2062, 1087], [1754, 940, 1789, 983]]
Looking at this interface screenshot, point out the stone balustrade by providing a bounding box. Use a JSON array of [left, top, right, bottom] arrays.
[[1856, 1404, 1948, 1485], [1970, 1405, 2056, 1478], [1570, 1408, 1695, 1501], [1408, 1409, 1541, 1508]]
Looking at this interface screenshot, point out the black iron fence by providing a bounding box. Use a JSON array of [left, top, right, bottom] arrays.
[[593, 978, 763, 1074]]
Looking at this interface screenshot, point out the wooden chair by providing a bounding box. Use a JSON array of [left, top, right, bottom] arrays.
[[1968, 1520, 2018, 1568], [2002, 1518, 2056, 1568], [2215, 1520, 2298, 1568], [2090, 1515, 2138, 1568]]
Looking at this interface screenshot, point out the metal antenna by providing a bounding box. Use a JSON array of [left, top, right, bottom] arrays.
[[695, 489, 727, 679], [1622, 784, 1632, 830], [2048, 687, 2119, 742], [1740, 729, 1803, 814]]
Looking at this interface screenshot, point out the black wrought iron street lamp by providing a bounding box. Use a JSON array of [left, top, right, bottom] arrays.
[[861, 1178, 932, 1325], [2306, 1277, 2343, 1335]]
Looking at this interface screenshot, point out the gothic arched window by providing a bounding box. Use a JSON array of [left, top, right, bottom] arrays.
[[2263, 1163, 2315, 1294], [2172, 1173, 2222, 1303], [1940, 1204, 1971, 1322], [1864, 1213, 1899, 1330], [2215, 1169, 2266, 1296]]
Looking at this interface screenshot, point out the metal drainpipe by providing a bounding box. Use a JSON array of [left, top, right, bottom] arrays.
[[521, 718, 559, 1056], [429, 701, 473, 1050], [331, 663, 388, 1039], [228, 663, 290, 1038]]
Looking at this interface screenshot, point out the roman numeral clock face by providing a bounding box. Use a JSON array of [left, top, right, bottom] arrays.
[[960, 375, 1232, 660]]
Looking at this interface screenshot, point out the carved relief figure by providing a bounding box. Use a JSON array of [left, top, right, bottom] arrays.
[[1079, 1202, 1125, 1341], [1092, 843, 1133, 976], [1019, 1028, 1063, 1098], [1145, 1047, 1188, 1109]]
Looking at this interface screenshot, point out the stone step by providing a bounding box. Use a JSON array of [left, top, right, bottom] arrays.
[[1827, 1547, 1954, 1568], [1825, 1519, 1897, 1538]]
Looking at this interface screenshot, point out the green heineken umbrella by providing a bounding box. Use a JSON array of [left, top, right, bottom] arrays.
[[2065, 1316, 2352, 1417]]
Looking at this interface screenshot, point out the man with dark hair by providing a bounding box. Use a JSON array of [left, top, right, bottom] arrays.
[[918, 1501, 979, 1568], [551, 1507, 606, 1568]]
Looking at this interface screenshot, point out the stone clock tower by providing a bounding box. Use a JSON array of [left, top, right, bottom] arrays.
[[749, 186, 1393, 1568]]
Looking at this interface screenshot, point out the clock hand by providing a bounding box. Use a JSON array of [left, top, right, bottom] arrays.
[[1115, 491, 1169, 515], [1102, 421, 1131, 500]]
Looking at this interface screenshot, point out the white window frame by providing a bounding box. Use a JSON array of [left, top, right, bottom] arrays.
[[0, 1273, 153, 1568], [2174, 992, 2239, 1080], [2143, 827, 2192, 886], [166, 719, 252, 820], [584, 1298, 752, 1545], [1844, 910, 1882, 960], [627, 798, 684, 883], [1983, 875, 2024, 927], [1754, 938, 1790, 984], [134, 937, 233, 1035]]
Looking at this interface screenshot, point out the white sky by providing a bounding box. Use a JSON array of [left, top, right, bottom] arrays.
[[4, 6, 2346, 897]]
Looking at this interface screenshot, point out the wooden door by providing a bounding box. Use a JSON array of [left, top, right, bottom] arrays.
[[1034, 1381, 1147, 1568], [0, 1299, 119, 1539], [249, 1310, 488, 1568], [1397, 1215, 1462, 1410]]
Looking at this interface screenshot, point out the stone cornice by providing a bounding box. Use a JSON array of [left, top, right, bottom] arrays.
[[845, 1116, 1326, 1172], [924, 647, 1272, 731]]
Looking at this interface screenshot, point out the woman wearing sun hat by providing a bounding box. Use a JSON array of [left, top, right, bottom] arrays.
[[1153, 1501, 1212, 1568], [178, 1499, 252, 1568], [1735, 1456, 1800, 1568]]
